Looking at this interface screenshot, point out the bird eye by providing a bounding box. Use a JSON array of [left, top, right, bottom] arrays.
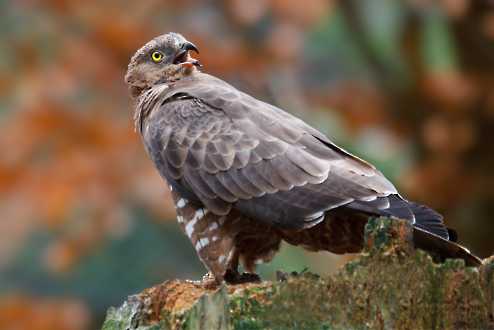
[[151, 51, 164, 63]]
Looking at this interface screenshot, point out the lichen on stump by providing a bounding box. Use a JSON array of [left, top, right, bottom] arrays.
[[102, 217, 494, 330]]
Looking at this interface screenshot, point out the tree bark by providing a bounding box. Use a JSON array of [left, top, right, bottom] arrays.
[[102, 217, 494, 330]]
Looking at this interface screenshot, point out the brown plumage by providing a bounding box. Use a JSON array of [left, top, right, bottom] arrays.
[[125, 33, 481, 286]]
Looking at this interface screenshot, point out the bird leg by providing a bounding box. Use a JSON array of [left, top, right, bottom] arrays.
[[223, 249, 261, 284], [171, 191, 242, 286], [170, 191, 269, 286], [199, 246, 260, 287]]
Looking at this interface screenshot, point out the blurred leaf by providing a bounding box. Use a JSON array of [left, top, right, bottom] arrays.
[[421, 8, 458, 72]]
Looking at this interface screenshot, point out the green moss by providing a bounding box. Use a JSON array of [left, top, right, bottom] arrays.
[[102, 218, 493, 330]]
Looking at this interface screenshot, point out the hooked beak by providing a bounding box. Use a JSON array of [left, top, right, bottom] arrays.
[[182, 41, 199, 54], [173, 41, 201, 67]]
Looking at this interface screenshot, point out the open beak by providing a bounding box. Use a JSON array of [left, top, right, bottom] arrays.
[[173, 41, 201, 67]]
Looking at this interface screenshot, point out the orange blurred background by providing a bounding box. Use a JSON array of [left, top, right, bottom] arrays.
[[1, 0, 494, 328]]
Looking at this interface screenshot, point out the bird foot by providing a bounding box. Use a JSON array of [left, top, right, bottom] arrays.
[[184, 273, 222, 290], [224, 269, 261, 284], [190, 271, 261, 289], [198, 272, 222, 290]]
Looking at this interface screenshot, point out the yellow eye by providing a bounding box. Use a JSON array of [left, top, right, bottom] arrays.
[[151, 51, 164, 63]]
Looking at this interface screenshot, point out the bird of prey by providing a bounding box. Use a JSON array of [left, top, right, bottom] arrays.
[[125, 32, 481, 286]]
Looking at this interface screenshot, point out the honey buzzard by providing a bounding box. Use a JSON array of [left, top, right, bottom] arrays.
[[125, 33, 480, 286]]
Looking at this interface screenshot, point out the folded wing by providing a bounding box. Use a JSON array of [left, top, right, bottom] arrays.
[[140, 73, 398, 229]]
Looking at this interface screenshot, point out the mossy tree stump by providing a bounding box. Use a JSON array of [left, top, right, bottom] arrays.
[[102, 217, 494, 329]]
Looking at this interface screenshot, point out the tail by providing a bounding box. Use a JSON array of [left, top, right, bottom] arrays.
[[387, 197, 450, 240], [347, 194, 482, 267]]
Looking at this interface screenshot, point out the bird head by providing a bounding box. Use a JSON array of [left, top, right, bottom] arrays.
[[125, 32, 201, 98]]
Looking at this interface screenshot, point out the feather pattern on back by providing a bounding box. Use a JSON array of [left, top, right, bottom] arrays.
[[139, 73, 398, 229]]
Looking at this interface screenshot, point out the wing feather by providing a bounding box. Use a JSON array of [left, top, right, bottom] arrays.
[[216, 171, 251, 199], [229, 168, 265, 197], [140, 73, 398, 229], [201, 171, 238, 202], [184, 168, 216, 199], [241, 164, 278, 194], [285, 147, 329, 178], [232, 149, 251, 168]]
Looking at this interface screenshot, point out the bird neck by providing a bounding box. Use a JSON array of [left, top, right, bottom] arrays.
[[133, 83, 170, 133], [130, 66, 199, 99], [163, 64, 199, 83]]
